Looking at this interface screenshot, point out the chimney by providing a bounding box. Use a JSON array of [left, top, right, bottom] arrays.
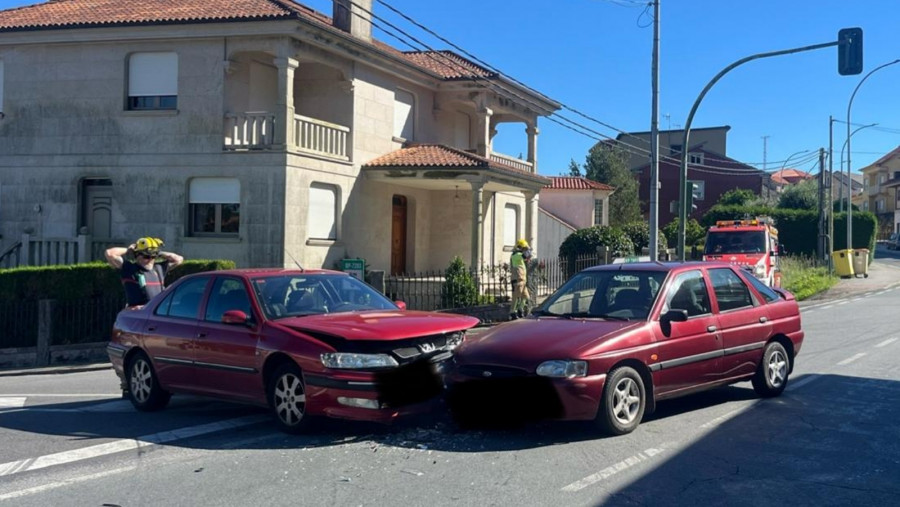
[[333, 0, 372, 42]]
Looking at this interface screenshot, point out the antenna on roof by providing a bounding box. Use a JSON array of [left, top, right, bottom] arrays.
[[284, 250, 304, 272]]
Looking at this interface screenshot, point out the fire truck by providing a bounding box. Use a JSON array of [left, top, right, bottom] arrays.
[[702, 217, 781, 287]]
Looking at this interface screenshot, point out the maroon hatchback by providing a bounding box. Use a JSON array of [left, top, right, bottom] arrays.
[[107, 269, 479, 433], [448, 262, 804, 435]]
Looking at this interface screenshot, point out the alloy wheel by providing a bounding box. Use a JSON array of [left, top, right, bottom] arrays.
[[767, 349, 788, 388], [273, 373, 307, 426], [612, 377, 641, 425], [130, 358, 152, 404]]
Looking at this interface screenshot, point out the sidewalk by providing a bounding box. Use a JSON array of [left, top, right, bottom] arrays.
[[0, 362, 111, 377], [799, 258, 900, 306]]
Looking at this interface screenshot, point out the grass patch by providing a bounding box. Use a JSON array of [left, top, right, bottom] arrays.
[[780, 255, 838, 300]]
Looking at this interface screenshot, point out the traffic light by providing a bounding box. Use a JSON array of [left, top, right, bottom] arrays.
[[688, 182, 700, 215], [838, 27, 863, 76]]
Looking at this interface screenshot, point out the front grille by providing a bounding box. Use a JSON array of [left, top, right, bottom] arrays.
[[456, 364, 530, 379]]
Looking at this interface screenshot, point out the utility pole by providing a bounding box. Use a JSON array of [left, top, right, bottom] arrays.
[[818, 147, 826, 261], [761, 135, 770, 171], [648, 0, 660, 261], [828, 116, 834, 270]]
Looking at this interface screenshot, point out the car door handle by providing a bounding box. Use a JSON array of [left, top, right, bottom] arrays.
[[197, 332, 207, 338], [759, 317, 768, 323], [707, 325, 717, 333], [146, 326, 156, 332]]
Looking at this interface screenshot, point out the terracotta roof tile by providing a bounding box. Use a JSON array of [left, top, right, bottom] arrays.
[[544, 177, 615, 191], [400, 51, 495, 80], [770, 168, 813, 185], [362, 144, 550, 183]]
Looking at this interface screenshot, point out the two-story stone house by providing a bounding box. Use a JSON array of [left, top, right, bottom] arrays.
[[0, 0, 557, 273], [859, 145, 900, 237]]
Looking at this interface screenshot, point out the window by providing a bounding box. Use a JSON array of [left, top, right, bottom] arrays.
[[877, 199, 885, 212], [205, 277, 253, 322], [669, 144, 682, 155], [393, 89, 415, 141], [0, 60, 4, 115], [879, 174, 887, 184], [744, 273, 779, 303], [688, 152, 704, 165], [689, 180, 705, 201], [454, 111, 470, 149], [189, 178, 240, 236], [663, 270, 711, 317], [709, 268, 754, 311], [155, 277, 209, 319], [309, 183, 338, 240], [128, 52, 177, 110], [593, 199, 604, 225], [863, 201, 869, 211], [504, 204, 519, 247]]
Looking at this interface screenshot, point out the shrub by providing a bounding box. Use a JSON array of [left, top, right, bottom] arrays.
[[442, 256, 477, 308], [559, 226, 633, 259], [662, 219, 706, 248], [621, 221, 668, 255]]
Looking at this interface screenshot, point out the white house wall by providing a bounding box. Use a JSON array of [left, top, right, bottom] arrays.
[[539, 190, 596, 230], [538, 209, 575, 262]]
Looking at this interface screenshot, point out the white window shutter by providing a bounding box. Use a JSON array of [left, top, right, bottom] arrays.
[[129, 52, 178, 96], [393, 89, 414, 140], [189, 178, 240, 204], [504, 205, 518, 246], [309, 184, 337, 240]]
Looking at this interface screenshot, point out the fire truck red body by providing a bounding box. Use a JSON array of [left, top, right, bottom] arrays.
[[702, 217, 781, 287]]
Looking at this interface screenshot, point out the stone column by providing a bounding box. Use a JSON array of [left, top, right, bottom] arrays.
[[273, 57, 299, 148], [470, 181, 485, 269], [524, 191, 538, 253], [476, 107, 493, 158], [526, 124, 539, 173]]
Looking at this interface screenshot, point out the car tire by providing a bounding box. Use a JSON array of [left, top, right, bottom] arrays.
[[268, 363, 314, 434], [752, 341, 790, 397], [126, 351, 171, 412], [596, 366, 646, 436]]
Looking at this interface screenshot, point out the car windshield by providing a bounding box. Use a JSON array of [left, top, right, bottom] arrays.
[[537, 270, 669, 321], [250, 274, 398, 320], [704, 231, 767, 255]]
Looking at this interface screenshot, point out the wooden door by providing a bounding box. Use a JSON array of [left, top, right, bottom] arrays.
[[391, 196, 407, 275], [83, 180, 113, 239]]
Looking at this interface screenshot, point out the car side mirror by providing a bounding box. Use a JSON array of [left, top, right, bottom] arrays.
[[661, 309, 689, 323], [394, 301, 407, 311], [222, 309, 251, 325]]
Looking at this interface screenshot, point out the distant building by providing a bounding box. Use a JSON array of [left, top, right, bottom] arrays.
[[537, 177, 615, 260], [859, 145, 900, 237]]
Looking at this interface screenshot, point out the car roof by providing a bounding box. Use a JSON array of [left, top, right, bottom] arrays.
[[183, 268, 347, 279], [582, 261, 733, 273]]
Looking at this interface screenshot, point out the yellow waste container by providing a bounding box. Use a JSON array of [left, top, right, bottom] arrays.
[[832, 249, 855, 278], [852, 248, 870, 278]]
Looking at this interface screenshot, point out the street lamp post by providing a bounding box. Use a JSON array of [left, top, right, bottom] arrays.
[[777, 150, 811, 190], [846, 59, 900, 253], [839, 122, 878, 212]]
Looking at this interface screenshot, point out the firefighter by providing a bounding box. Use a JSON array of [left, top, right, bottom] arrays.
[[509, 238, 533, 320], [105, 237, 183, 308]]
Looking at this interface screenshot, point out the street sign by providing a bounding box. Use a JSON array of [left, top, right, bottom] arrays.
[[341, 258, 365, 280]]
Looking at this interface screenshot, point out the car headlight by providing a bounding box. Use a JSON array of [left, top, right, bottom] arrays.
[[754, 264, 766, 277], [536, 360, 588, 378], [320, 353, 399, 369], [445, 332, 465, 350]]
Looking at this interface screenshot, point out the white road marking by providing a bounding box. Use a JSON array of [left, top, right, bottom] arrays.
[[788, 374, 820, 391], [0, 466, 135, 501], [0, 414, 268, 478], [875, 337, 898, 348], [561, 446, 670, 492], [0, 394, 120, 398], [837, 353, 866, 366], [0, 397, 27, 409], [699, 408, 745, 429], [820, 305, 833, 310], [837, 301, 849, 306]]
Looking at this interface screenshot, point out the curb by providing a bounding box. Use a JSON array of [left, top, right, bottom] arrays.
[[0, 362, 112, 378]]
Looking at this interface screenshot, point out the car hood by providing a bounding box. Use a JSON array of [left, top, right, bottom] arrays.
[[456, 317, 643, 366], [276, 310, 480, 340]]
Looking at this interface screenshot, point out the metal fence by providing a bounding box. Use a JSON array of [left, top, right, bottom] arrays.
[[385, 254, 604, 311], [0, 295, 124, 349]]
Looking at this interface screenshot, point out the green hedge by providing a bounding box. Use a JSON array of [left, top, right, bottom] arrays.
[[701, 205, 877, 256], [0, 259, 236, 302]]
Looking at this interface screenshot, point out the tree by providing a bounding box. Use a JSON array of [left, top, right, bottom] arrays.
[[559, 225, 633, 259], [621, 221, 667, 255], [717, 188, 756, 207], [575, 143, 641, 226], [567, 159, 581, 177], [662, 219, 706, 248], [778, 180, 818, 209]]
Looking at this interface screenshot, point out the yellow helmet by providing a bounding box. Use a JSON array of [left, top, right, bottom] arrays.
[[516, 238, 530, 249], [134, 237, 164, 254]]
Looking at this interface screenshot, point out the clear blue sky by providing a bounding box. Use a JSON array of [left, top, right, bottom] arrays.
[[3, 0, 898, 176]]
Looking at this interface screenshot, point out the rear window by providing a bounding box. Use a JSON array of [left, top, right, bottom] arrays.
[[705, 231, 766, 255]]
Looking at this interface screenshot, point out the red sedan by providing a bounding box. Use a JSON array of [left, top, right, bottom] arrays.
[[107, 269, 479, 433], [448, 262, 803, 435]]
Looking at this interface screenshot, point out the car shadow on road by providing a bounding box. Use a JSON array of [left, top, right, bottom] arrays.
[[600, 373, 900, 506]]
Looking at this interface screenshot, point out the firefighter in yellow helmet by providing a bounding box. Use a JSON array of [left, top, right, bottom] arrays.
[[105, 237, 183, 308], [509, 238, 533, 320]]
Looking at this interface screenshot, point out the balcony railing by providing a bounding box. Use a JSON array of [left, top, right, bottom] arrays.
[[294, 114, 350, 160], [224, 112, 275, 150], [490, 152, 533, 173]]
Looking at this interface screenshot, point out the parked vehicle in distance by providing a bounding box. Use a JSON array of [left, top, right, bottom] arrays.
[[107, 269, 479, 433], [703, 217, 782, 287], [886, 233, 900, 250], [448, 262, 804, 435]]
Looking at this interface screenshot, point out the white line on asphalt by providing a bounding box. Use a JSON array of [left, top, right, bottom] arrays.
[[837, 301, 849, 305], [0, 466, 135, 502], [875, 337, 898, 348], [561, 445, 671, 492], [820, 305, 834, 310], [788, 374, 821, 391], [699, 408, 745, 429], [0, 394, 120, 397], [837, 353, 866, 366], [850, 298, 862, 302], [0, 397, 26, 409], [0, 414, 268, 478]]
